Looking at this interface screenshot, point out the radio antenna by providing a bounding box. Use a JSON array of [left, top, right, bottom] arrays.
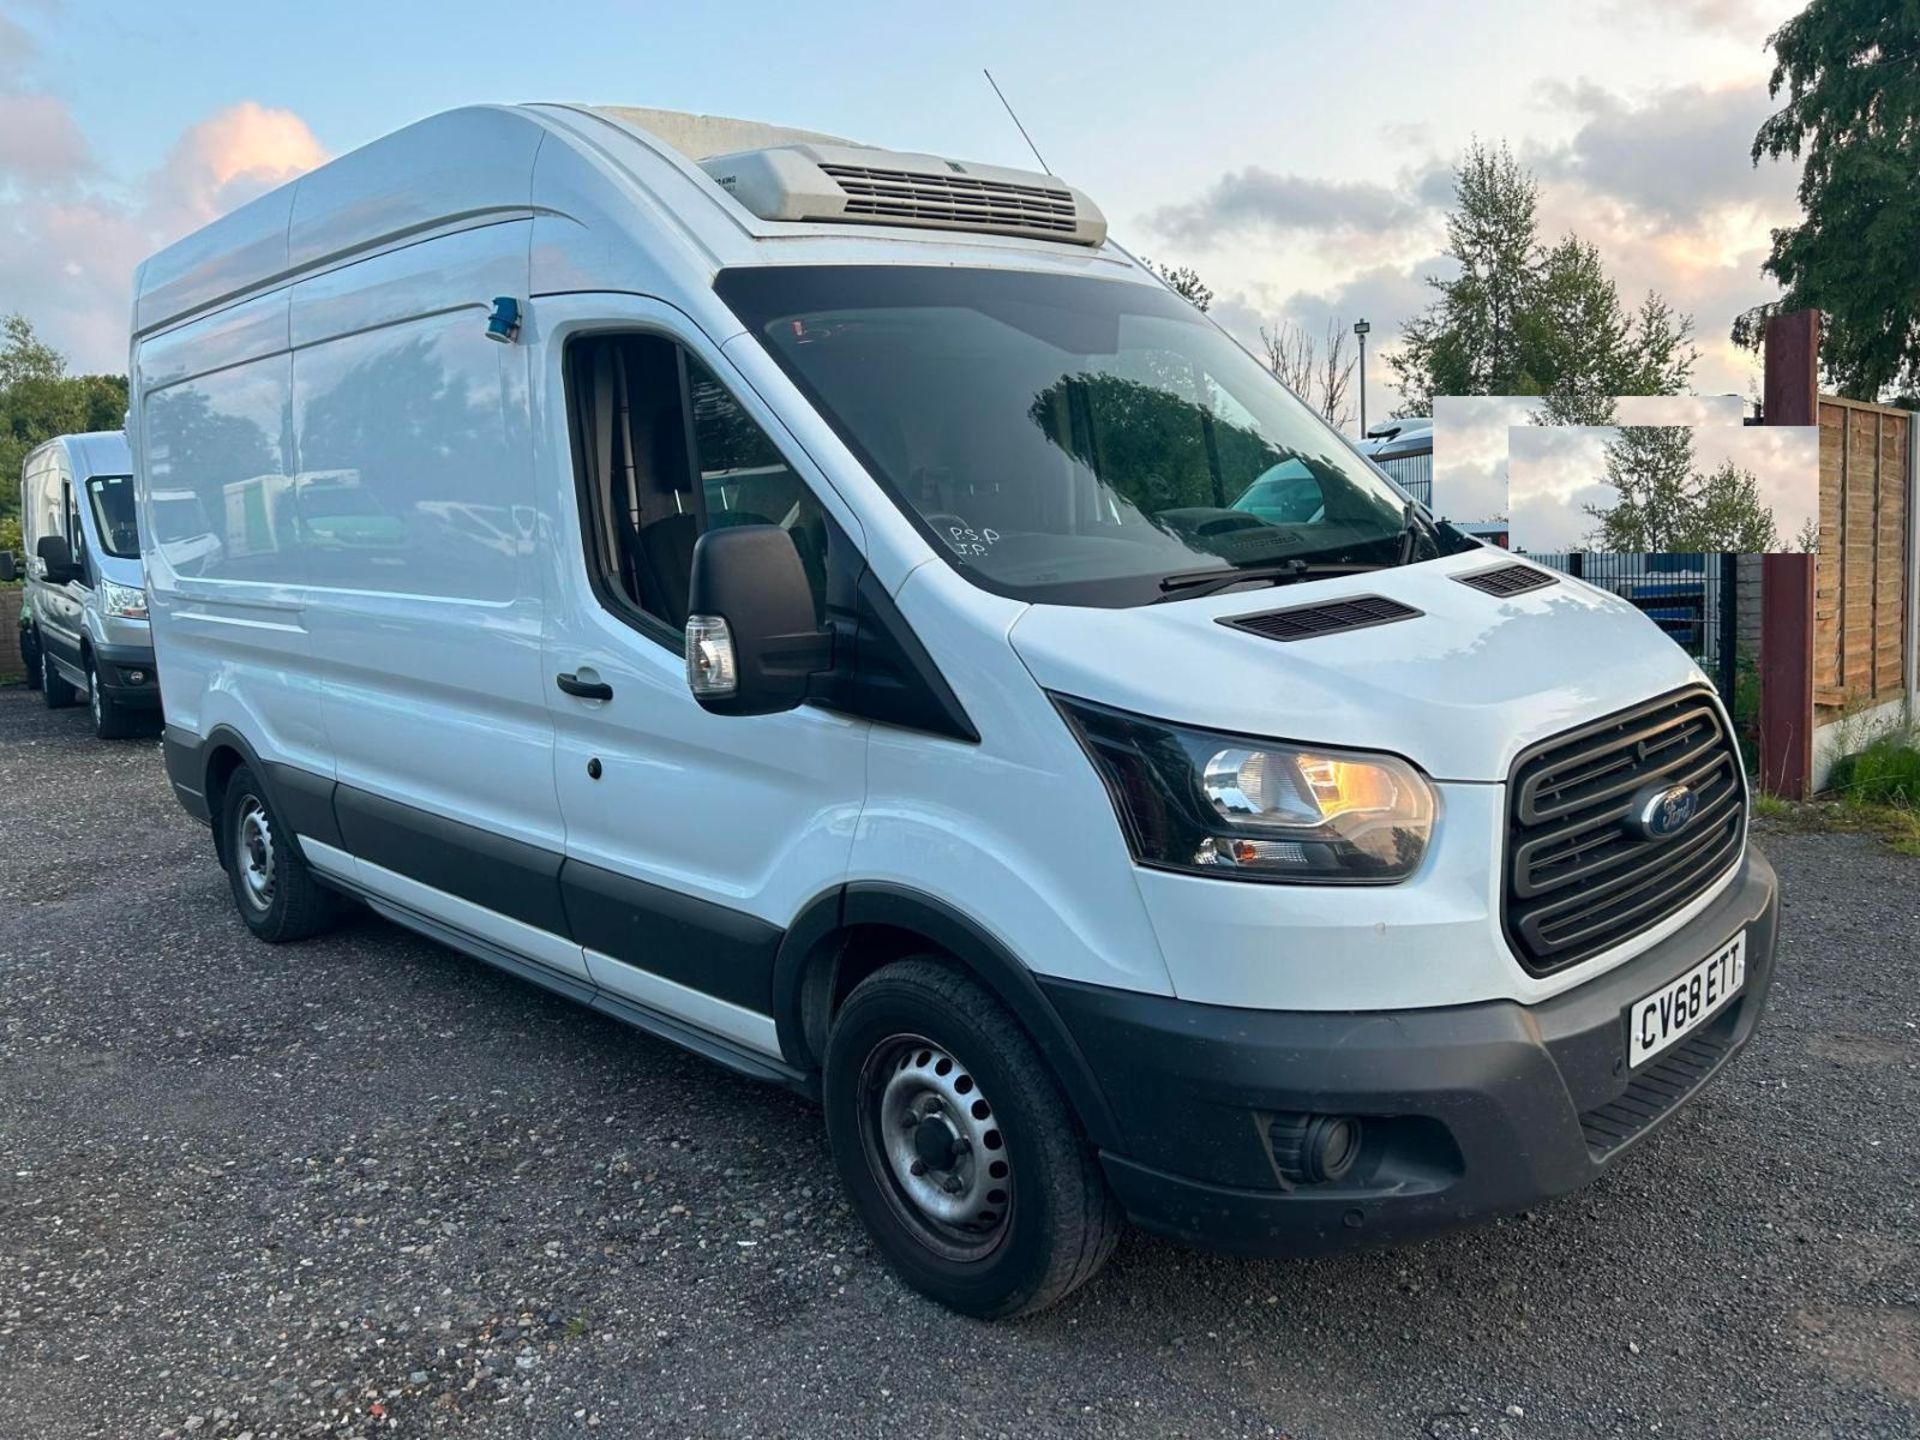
[[983, 68, 1052, 174]]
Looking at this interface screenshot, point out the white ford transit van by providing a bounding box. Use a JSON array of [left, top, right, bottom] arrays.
[[9, 431, 160, 736], [133, 105, 1778, 1318]]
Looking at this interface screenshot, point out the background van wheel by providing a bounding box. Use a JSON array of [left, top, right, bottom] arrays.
[[41, 649, 77, 708], [221, 764, 339, 942], [86, 656, 140, 739], [823, 959, 1121, 1319]]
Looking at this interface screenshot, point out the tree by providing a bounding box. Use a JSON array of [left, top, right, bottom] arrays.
[[0, 314, 64, 389], [0, 316, 130, 538], [1585, 426, 1779, 552], [1393, 142, 1697, 415], [1259, 318, 1356, 429], [1139, 259, 1213, 312], [1736, 1, 1920, 402]]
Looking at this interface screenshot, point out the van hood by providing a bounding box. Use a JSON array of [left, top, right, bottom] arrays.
[[1007, 551, 1709, 783]]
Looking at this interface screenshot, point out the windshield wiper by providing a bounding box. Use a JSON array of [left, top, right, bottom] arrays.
[[1156, 558, 1317, 600]]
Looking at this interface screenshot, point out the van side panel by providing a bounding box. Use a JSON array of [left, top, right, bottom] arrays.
[[287, 222, 561, 863], [138, 286, 335, 781]]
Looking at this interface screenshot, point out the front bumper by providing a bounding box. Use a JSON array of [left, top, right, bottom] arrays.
[[92, 641, 162, 709], [1041, 848, 1779, 1256]]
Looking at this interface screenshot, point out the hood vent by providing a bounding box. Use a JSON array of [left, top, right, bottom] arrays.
[[1457, 563, 1557, 597], [700, 143, 1108, 246], [1219, 594, 1422, 643]]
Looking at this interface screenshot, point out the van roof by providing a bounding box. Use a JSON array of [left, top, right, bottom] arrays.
[[32, 430, 129, 478], [132, 103, 1137, 343]]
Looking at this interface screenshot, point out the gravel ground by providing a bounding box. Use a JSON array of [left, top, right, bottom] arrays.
[[0, 683, 1916, 1440]]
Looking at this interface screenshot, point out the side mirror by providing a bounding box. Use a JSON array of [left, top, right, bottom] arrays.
[[0, 551, 16, 584], [684, 524, 832, 716], [36, 535, 80, 585]]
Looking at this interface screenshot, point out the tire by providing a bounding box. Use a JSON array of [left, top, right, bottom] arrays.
[[41, 647, 78, 708], [21, 626, 41, 691], [823, 959, 1121, 1319], [86, 655, 141, 739], [220, 764, 339, 943]]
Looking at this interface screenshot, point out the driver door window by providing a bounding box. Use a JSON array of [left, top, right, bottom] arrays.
[[566, 335, 827, 638], [62, 480, 88, 585]]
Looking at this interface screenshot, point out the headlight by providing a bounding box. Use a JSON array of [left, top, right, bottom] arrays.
[[1054, 696, 1436, 884], [102, 580, 148, 619]]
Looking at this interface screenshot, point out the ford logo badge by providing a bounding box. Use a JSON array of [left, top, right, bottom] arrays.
[[1635, 783, 1697, 841]]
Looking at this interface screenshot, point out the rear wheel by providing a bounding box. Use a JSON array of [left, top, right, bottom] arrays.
[[86, 655, 141, 739], [41, 648, 77, 708], [823, 959, 1121, 1318], [221, 764, 339, 942]]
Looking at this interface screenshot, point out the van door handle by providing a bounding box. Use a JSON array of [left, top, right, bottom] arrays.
[[555, 671, 613, 701]]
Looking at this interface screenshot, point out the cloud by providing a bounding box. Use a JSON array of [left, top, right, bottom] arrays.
[[1147, 165, 1439, 246], [0, 91, 92, 187], [1599, 0, 1795, 39], [1533, 79, 1797, 224], [149, 101, 330, 230], [0, 97, 327, 371], [0, 12, 33, 76]]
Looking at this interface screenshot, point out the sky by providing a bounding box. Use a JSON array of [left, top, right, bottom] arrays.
[[0, 0, 1808, 422], [1508, 423, 1818, 552]]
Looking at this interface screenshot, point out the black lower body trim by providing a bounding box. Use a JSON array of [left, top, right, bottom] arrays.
[[562, 859, 781, 1013], [265, 763, 342, 848], [1042, 848, 1780, 1257], [334, 783, 570, 937], [163, 724, 212, 822]]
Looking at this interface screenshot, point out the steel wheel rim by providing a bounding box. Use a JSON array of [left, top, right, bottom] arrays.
[[89, 669, 101, 726], [236, 796, 276, 912], [857, 1033, 1012, 1262]]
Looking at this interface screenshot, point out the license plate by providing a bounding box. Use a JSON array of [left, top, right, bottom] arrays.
[[1627, 931, 1746, 1069]]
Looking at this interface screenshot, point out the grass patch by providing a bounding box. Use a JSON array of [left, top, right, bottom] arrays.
[[1756, 728, 1920, 856], [1828, 732, 1920, 807]]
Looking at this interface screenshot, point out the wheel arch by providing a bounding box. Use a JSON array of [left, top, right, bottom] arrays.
[[772, 882, 1125, 1151]]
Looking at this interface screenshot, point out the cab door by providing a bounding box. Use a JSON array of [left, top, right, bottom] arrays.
[[33, 454, 89, 683], [534, 297, 869, 1056]]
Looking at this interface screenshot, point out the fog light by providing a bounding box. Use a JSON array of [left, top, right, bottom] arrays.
[[1269, 1112, 1363, 1185], [126, 669, 146, 684]]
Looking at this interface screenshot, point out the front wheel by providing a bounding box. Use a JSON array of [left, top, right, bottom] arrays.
[[21, 625, 41, 691], [41, 648, 77, 708], [823, 959, 1121, 1318], [87, 656, 141, 739]]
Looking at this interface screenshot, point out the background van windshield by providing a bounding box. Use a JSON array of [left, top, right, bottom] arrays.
[[85, 474, 139, 559], [717, 266, 1460, 606]]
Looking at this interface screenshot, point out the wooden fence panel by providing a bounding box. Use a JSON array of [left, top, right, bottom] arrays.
[[1814, 396, 1912, 712]]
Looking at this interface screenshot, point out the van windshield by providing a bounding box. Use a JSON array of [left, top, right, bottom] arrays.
[[85, 474, 140, 559], [717, 265, 1469, 606]]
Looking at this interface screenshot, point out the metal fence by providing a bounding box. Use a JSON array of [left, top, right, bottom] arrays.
[[1372, 452, 1433, 509], [1527, 551, 1742, 702]]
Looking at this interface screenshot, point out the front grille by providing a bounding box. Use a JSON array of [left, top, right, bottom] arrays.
[[1219, 594, 1422, 642], [1504, 689, 1744, 974], [820, 163, 1079, 236], [1456, 563, 1557, 597], [1580, 1030, 1732, 1158]]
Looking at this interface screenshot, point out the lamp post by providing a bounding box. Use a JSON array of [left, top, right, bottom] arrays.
[[1353, 319, 1371, 439]]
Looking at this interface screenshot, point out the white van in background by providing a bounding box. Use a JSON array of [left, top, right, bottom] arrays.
[[7, 431, 160, 736], [132, 105, 1778, 1318]]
